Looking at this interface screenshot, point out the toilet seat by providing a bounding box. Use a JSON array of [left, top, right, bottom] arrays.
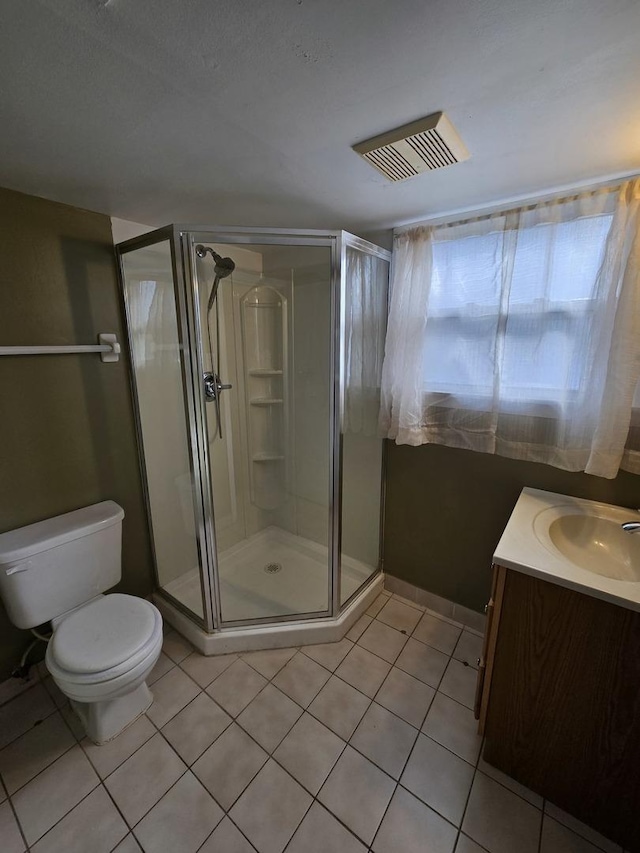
[[50, 594, 161, 674], [46, 594, 163, 701]]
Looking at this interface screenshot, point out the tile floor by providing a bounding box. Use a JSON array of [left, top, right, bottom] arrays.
[[0, 590, 628, 853]]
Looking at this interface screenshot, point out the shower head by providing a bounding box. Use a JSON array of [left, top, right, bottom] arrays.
[[195, 244, 236, 279]]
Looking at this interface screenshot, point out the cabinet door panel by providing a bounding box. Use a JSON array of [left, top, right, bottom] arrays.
[[483, 569, 640, 851]]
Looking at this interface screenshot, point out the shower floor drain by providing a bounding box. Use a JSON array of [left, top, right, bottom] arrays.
[[264, 562, 282, 574]]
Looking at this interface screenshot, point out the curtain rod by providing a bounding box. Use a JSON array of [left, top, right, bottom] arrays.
[[393, 169, 640, 235]]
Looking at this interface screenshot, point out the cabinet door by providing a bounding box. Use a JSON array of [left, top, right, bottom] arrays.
[[483, 570, 640, 851]]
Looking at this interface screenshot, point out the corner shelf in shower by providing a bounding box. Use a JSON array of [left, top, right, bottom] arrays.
[[241, 283, 289, 511]]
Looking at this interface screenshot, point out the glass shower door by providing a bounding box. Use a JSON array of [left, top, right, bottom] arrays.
[[119, 237, 208, 623], [189, 235, 335, 625]]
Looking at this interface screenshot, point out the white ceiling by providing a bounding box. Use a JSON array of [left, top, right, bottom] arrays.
[[1, 0, 639, 237]]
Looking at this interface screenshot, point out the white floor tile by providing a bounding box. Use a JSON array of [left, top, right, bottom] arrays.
[[180, 652, 237, 689], [237, 684, 302, 753], [0, 712, 75, 794], [146, 667, 200, 728], [401, 734, 474, 825], [59, 704, 85, 741], [162, 692, 232, 765], [30, 786, 127, 853], [241, 647, 296, 679], [395, 637, 449, 688], [308, 676, 370, 740], [453, 631, 483, 669], [272, 652, 330, 708], [318, 746, 395, 846], [477, 756, 543, 808], [273, 713, 345, 795], [162, 630, 193, 664], [0, 684, 56, 750], [422, 692, 482, 765], [376, 667, 435, 728], [301, 639, 353, 672], [12, 745, 99, 845], [455, 835, 486, 852], [462, 771, 542, 853], [336, 645, 391, 698], [439, 659, 478, 710], [412, 613, 461, 655], [112, 835, 142, 852], [541, 815, 609, 853], [147, 652, 174, 686], [372, 785, 457, 853], [230, 759, 312, 853], [134, 771, 223, 853], [286, 801, 367, 853], [350, 702, 417, 779], [377, 598, 423, 634], [544, 802, 622, 853], [0, 801, 25, 853], [41, 677, 68, 710], [192, 723, 268, 811], [104, 734, 186, 827], [81, 715, 156, 780], [359, 620, 408, 663], [199, 816, 255, 853], [346, 614, 373, 642], [206, 660, 267, 717], [366, 593, 390, 618]]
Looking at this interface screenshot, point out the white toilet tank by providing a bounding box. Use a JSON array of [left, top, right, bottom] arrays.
[[0, 502, 125, 629]]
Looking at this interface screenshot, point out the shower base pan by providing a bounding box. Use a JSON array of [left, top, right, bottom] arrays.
[[156, 526, 382, 655]]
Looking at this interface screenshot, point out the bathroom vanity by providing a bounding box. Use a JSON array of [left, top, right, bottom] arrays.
[[476, 488, 640, 851]]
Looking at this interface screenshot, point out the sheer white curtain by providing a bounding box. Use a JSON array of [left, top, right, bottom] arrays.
[[380, 180, 640, 478], [345, 248, 387, 435]]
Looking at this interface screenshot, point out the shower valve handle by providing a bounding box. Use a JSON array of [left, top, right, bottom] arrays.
[[203, 372, 232, 401]]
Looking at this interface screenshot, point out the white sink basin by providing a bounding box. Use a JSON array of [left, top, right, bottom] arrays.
[[534, 503, 640, 582], [494, 488, 640, 612]]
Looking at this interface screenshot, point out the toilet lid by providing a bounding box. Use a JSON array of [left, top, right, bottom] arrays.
[[50, 594, 160, 674]]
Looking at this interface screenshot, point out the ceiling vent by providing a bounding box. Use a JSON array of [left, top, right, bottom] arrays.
[[352, 111, 470, 182]]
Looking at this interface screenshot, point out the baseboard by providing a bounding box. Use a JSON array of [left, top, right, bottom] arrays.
[[384, 574, 486, 635]]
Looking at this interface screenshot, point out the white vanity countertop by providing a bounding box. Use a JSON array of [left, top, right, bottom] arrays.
[[494, 487, 640, 613]]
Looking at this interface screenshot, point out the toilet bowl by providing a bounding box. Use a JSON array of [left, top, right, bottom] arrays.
[[45, 593, 163, 743], [0, 501, 164, 745]]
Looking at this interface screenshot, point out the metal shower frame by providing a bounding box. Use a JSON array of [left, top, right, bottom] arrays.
[[116, 225, 391, 635]]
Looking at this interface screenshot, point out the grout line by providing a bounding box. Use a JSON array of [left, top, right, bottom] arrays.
[[195, 812, 259, 853], [4, 782, 31, 852]]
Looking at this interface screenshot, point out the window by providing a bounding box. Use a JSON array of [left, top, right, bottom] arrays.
[[380, 180, 640, 478], [422, 214, 613, 415]]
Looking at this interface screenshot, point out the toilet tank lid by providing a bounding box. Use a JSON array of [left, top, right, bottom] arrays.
[[0, 502, 124, 565]]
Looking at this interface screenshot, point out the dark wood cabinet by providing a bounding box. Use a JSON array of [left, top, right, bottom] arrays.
[[477, 564, 640, 852]]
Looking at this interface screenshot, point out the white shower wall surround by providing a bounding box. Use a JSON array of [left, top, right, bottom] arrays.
[[117, 227, 390, 653]]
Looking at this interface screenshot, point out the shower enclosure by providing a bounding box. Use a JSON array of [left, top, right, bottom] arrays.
[[117, 227, 390, 653]]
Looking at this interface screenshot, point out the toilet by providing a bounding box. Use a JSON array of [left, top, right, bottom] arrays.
[[0, 502, 163, 744]]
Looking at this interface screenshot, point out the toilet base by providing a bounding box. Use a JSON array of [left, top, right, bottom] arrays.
[[71, 682, 153, 744]]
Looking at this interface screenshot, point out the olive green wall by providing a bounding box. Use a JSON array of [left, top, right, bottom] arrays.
[[383, 441, 640, 613], [0, 187, 154, 679]]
